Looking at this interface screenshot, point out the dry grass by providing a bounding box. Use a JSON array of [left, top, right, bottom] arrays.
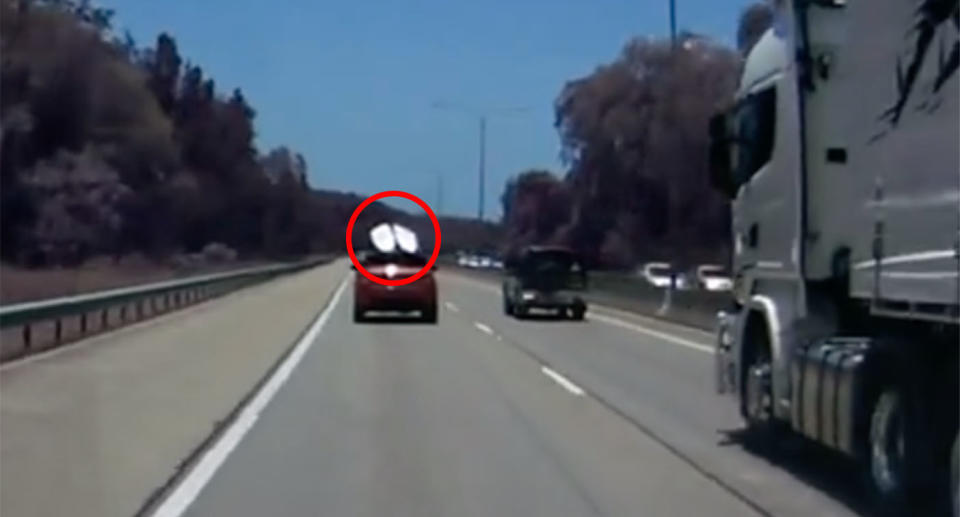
[[0, 255, 268, 361], [0, 255, 256, 305]]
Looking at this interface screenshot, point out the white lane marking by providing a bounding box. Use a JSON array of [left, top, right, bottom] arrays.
[[540, 366, 585, 396], [589, 303, 714, 341], [442, 271, 716, 354], [444, 301, 460, 313], [151, 277, 349, 517], [443, 272, 713, 334], [588, 312, 714, 354], [473, 322, 494, 335]]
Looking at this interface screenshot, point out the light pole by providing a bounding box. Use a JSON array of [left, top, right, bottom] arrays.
[[431, 102, 529, 221], [669, 0, 677, 46], [436, 171, 444, 215]]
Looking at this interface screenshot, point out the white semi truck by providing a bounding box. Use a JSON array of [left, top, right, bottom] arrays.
[[709, 0, 958, 514]]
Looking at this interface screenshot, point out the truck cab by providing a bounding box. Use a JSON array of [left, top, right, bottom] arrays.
[[709, 1, 958, 513]]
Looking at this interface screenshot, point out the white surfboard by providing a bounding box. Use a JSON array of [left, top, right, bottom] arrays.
[[369, 223, 397, 253]]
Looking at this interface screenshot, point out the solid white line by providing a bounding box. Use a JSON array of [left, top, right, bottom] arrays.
[[588, 312, 714, 354], [443, 271, 716, 354], [590, 304, 715, 341], [473, 322, 494, 335], [540, 366, 585, 396], [444, 301, 460, 313], [150, 277, 349, 517]]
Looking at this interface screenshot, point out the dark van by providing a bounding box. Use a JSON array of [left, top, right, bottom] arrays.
[[502, 246, 587, 320]]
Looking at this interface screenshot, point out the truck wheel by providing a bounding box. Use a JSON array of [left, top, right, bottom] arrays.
[[742, 337, 774, 432], [869, 389, 908, 509], [951, 431, 959, 517], [514, 304, 527, 319], [738, 321, 788, 451], [570, 306, 585, 321], [503, 298, 514, 315]]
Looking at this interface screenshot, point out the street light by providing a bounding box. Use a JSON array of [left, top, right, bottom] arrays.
[[431, 101, 531, 221], [669, 0, 677, 46]]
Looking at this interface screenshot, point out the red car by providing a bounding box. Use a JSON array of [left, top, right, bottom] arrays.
[[353, 251, 438, 323]]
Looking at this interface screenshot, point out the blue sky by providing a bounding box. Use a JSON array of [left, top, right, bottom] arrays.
[[105, 0, 750, 218]]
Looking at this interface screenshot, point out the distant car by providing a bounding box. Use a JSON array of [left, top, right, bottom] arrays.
[[502, 246, 587, 320], [641, 262, 674, 288], [478, 256, 493, 268], [491, 259, 504, 269], [457, 254, 470, 267], [696, 264, 733, 291], [466, 255, 481, 268], [354, 251, 437, 323]]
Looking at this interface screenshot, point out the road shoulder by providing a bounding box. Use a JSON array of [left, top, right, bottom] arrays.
[[0, 261, 347, 517]]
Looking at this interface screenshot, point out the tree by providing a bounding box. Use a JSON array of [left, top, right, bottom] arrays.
[[0, 0, 381, 265], [500, 170, 572, 256], [505, 33, 740, 267], [261, 146, 308, 186], [19, 149, 132, 265], [146, 33, 181, 115]]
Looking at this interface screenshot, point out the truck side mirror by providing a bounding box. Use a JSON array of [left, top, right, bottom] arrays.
[[708, 112, 737, 199]]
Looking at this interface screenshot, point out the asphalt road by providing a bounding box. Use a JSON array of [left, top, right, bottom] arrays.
[[161, 271, 867, 517]]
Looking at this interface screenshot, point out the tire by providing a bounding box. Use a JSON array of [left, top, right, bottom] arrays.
[[514, 304, 527, 319], [422, 304, 438, 323], [868, 389, 908, 510], [570, 305, 585, 321], [353, 304, 366, 323], [739, 321, 781, 446]]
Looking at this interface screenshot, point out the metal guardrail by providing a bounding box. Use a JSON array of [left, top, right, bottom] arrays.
[[0, 258, 329, 359]]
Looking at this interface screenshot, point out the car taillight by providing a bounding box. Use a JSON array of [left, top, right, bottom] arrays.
[[385, 263, 399, 279]]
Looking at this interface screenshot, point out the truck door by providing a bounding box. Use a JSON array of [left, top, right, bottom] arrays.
[[729, 28, 802, 289]]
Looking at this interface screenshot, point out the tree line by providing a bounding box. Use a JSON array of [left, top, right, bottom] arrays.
[[500, 4, 773, 269], [0, 0, 368, 265], [1, 0, 771, 268]]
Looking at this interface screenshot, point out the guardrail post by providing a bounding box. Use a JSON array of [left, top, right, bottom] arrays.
[[136, 300, 143, 320], [80, 313, 87, 334], [120, 304, 127, 322], [101, 308, 108, 330], [54, 319, 62, 343], [23, 325, 31, 350]]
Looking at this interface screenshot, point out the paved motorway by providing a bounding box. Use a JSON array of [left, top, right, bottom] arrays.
[[153, 270, 865, 517]]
